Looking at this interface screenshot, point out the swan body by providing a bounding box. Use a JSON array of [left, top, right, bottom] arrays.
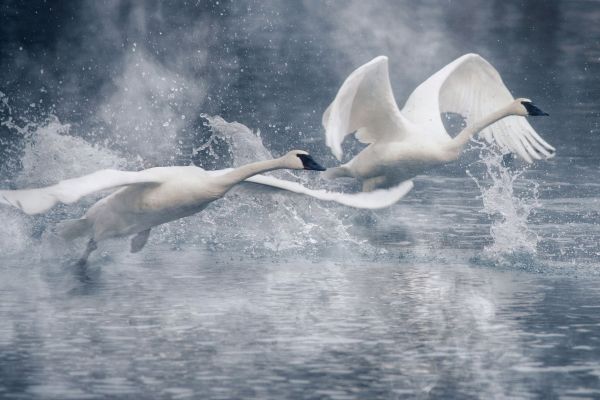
[[82, 166, 226, 242], [1, 150, 325, 263], [322, 54, 555, 191], [0, 150, 413, 263]]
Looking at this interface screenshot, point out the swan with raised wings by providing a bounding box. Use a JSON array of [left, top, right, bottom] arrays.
[[322, 54, 555, 192], [0, 150, 412, 264]]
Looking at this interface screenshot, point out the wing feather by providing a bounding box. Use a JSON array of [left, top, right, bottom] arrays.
[[208, 169, 413, 209], [401, 53, 555, 161], [245, 174, 413, 209], [0, 169, 161, 215], [323, 56, 409, 160]]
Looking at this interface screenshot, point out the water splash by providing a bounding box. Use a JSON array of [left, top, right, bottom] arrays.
[[201, 115, 273, 167], [17, 117, 128, 187], [466, 141, 540, 258], [0, 111, 129, 253], [173, 115, 372, 257], [0, 92, 379, 259]]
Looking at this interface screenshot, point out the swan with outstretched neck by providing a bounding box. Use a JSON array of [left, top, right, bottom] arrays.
[[0, 150, 412, 264], [322, 54, 555, 192]]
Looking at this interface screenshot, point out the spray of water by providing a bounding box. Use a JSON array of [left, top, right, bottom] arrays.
[[1, 90, 544, 265], [0, 91, 377, 260], [182, 115, 373, 257], [466, 140, 540, 259]]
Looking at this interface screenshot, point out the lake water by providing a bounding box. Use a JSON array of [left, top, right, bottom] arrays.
[[2, 244, 600, 399], [1, 0, 600, 399]]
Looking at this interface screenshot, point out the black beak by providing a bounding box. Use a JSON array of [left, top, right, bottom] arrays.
[[297, 154, 326, 171], [521, 101, 549, 116]]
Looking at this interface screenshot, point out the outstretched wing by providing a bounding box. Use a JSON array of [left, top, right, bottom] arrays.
[[244, 174, 413, 209], [401, 53, 555, 162], [0, 169, 161, 215], [323, 56, 410, 161]]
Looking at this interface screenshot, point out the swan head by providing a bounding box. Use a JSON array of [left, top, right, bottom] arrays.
[[282, 150, 326, 171], [515, 98, 549, 117]]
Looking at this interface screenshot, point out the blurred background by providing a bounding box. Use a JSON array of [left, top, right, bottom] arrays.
[[1, 0, 598, 173]]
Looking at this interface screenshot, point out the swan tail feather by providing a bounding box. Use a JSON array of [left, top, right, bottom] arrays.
[[244, 174, 413, 209], [55, 218, 92, 241]]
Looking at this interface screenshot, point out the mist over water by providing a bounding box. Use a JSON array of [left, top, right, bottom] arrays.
[[1, 1, 600, 399]]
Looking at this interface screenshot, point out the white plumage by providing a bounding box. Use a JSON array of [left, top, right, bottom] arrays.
[[0, 150, 411, 264], [322, 54, 555, 192]]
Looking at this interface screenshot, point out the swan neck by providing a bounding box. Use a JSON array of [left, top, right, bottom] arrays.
[[451, 103, 514, 151], [220, 158, 285, 187]]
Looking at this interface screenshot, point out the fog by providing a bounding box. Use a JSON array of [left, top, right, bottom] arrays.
[[2, 0, 597, 172]]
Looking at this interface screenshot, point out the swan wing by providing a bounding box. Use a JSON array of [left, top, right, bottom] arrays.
[[0, 169, 161, 215], [401, 53, 555, 162], [323, 56, 410, 160], [244, 174, 413, 209]]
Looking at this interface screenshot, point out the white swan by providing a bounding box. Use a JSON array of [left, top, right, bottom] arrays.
[[322, 53, 555, 192], [0, 150, 411, 264]]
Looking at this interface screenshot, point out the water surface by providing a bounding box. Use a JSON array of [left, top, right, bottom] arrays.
[[1, 0, 600, 398]]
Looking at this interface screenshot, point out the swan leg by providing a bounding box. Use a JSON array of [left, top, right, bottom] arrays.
[[77, 238, 98, 267], [362, 176, 388, 192], [130, 229, 151, 253]]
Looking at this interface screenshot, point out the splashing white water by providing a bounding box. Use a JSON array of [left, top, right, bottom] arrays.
[[0, 94, 544, 263], [0, 104, 374, 258], [201, 115, 273, 167], [0, 114, 129, 254], [170, 115, 370, 256], [17, 117, 128, 187], [467, 142, 540, 257]]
